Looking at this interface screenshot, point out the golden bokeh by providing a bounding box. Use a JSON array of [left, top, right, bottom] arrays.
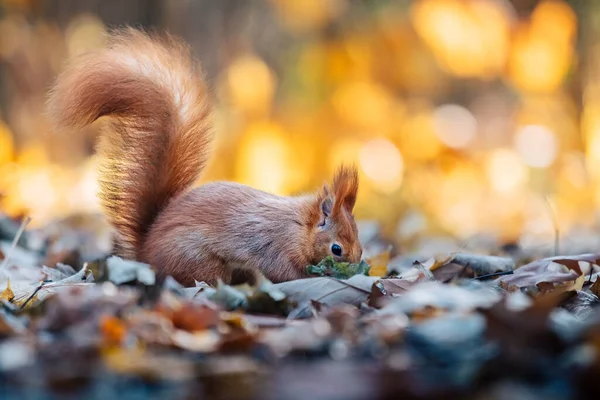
[[332, 80, 393, 131], [224, 55, 277, 117], [65, 13, 106, 57], [235, 121, 292, 195], [0, 0, 596, 247], [508, 1, 576, 93], [411, 0, 511, 79], [0, 120, 14, 165], [359, 139, 404, 193], [486, 148, 529, 194], [270, 0, 346, 34]]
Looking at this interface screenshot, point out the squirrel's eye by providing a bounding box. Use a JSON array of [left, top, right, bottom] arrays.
[[331, 244, 342, 256]]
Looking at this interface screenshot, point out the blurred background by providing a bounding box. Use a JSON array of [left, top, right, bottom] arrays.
[[0, 0, 598, 255]]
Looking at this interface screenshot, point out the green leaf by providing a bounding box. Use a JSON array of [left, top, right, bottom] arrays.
[[306, 256, 370, 279]]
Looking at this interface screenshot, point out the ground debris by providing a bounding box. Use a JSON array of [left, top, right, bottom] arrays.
[[1, 213, 600, 399]]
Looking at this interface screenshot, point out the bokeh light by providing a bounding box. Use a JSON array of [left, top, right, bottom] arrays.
[[514, 125, 559, 168], [359, 139, 404, 193], [236, 121, 291, 195], [508, 0, 576, 93], [486, 148, 529, 194], [411, 0, 511, 79], [399, 109, 443, 162], [270, 0, 346, 34], [224, 55, 276, 116], [65, 13, 106, 56], [0, 0, 596, 246], [433, 104, 477, 149], [332, 80, 393, 130], [0, 120, 14, 164]]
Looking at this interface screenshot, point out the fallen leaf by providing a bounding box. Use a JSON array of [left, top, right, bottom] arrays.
[[209, 280, 249, 310], [429, 253, 514, 281], [422, 253, 456, 272], [10, 265, 96, 308], [0, 279, 14, 302], [0, 312, 22, 337], [257, 318, 332, 355], [102, 347, 195, 381], [197, 278, 291, 315], [451, 253, 515, 276], [369, 275, 425, 308], [377, 280, 502, 318], [591, 279, 600, 297], [274, 275, 377, 318], [100, 315, 127, 345], [171, 329, 221, 353], [241, 314, 303, 328], [170, 303, 219, 332], [106, 256, 155, 286], [404, 313, 495, 388], [245, 286, 291, 316], [125, 311, 174, 346], [0, 241, 39, 269], [41, 263, 77, 282], [366, 247, 391, 277], [558, 290, 599, 320], [480, 291, 569, 378], [53, 264, 94, 284], [498, 254, 597, 294]]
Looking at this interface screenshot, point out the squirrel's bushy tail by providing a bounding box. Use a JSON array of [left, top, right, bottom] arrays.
[[47, 27, 213, 258]]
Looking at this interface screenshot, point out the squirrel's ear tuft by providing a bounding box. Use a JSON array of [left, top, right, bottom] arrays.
[[319, 184, 332, 217], [332, 164, 359, 215], [308, 184, 332, 227], [318, 184, 333, 227]]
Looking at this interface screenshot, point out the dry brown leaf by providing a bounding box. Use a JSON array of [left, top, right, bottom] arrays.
[[428, 253, 515, 281], [274, 275, 377, 309], [410, 305, 445, 323], [498, 254, 598, 295], [366, 247, 391, 277], [422, 253, 456, 272], [0, 279, 14, 302], [591, 279, 600, 298], [170, 303, 220, 332], [100, 315, 127, 345], [102, 346, 194, 381], [369, 277, 421, 307], [171, 330, 220, 352]]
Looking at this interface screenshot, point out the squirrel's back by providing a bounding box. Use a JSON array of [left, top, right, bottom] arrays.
[[47, 28, 213, 259]]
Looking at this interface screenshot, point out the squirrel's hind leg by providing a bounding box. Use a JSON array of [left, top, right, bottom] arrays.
[[152, 255, 230, 288], [187, 257, 232, 287]]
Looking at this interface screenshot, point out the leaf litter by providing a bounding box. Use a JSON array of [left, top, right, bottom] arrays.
[[2, 214, 600, 399]]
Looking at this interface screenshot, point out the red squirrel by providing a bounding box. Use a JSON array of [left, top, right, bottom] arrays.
[[46, 28, 362, 286]]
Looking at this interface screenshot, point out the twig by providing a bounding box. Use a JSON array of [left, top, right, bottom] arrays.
[[543, 196, 559, 256], [472, 271, 514, 281], [0, 216, 31, 270]]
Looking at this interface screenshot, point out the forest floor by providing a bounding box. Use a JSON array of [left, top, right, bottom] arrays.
[[0, 212, 599, 400]]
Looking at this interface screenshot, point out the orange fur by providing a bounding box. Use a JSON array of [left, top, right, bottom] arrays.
[[47, 28, 362, 286]]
